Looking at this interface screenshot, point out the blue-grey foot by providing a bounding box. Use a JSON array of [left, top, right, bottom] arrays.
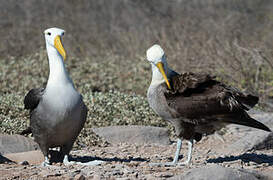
[[41, 156, 50, 167], [149, 139, 193, 167], [63, 155, 105, 166]]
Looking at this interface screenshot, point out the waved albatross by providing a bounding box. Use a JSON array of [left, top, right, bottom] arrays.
[[24, 27, 102, 166], [146, 44, 271, 166]]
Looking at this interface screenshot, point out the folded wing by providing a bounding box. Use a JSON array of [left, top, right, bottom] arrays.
[[165, 72, 270, 132], [24, 88, 44, 111]]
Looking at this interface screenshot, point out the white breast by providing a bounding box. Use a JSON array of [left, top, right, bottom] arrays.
[[43, 83, 80, 113]]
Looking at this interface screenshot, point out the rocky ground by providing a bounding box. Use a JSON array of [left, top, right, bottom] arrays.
[[0, 113, 273, 179]]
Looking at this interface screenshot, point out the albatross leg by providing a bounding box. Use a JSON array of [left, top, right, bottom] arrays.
[[61, 142, 104, 166], [41, 155, 50, 166], [172, 138, 182, 164], [62, 154, 104, 166], [149, 138, 182, 167], [177, 139, 193, 166], [149, 138, 194, 167], [39, 145, 51, 167]]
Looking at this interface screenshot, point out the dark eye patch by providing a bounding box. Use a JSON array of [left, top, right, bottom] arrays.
[[47, 32, 51, 36]]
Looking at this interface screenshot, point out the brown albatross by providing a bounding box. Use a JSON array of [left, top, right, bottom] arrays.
[[24, 27, 103, 166], [146, 44, 271, 166]]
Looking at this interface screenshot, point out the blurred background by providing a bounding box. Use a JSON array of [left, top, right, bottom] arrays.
[[1, 0, 273, 140]]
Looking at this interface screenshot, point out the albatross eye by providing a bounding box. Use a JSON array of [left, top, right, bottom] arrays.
[[47, 32, 51, 36]]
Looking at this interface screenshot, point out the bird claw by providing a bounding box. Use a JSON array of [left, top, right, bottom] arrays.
[[41, 161, 50, 167], [149, 161, 177, 167], [149, 161, 190, 167], [40, 156, 51, 167], [177, 161, 191, 166], [63, 160, 75, 166]]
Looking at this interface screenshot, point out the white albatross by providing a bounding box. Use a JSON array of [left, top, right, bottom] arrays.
[[24, 27, 103, 166]]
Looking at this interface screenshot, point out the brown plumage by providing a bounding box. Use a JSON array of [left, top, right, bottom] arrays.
[[165, 72, 270, 140], [146, 44, 271, 166]]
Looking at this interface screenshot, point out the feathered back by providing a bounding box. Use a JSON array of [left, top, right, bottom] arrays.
[[167, 72, 218, 96]]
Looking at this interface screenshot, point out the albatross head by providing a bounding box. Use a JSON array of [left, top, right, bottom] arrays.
[[146, 44, 171, 89], [44, 27, 66, 61]]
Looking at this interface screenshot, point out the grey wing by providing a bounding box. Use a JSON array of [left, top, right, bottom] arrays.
[[76, 95, 88, 134], [21, 88, 44, 136], [80, 98, 88, 129], [24, 88, 44, 111]]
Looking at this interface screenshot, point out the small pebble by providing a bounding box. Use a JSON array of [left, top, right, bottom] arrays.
[[74, 174, 85, 180], [19, 161, 29, 165]]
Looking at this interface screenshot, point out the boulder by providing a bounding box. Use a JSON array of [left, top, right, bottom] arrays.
[[0, 134, 39, 154], [171, 164, 270, 180], [92, 126, 170, 145], [3, 150, 43, 165], [227, 113, 273, 153]]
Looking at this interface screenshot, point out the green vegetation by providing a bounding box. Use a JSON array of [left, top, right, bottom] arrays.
[[0, 51, 171, 147], [0, 0, 273, 147]]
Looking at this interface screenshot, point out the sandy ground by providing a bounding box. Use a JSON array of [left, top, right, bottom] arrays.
[[0, 128, 272, 180]]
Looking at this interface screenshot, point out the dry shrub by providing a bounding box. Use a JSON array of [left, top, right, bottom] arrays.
[[0, 0, 273, 103]]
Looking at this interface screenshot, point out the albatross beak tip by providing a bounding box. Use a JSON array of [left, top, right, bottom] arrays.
[[156, 62, 171, 89]]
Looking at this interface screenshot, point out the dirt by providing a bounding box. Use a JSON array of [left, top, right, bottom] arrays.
[[0, 129, 272, 179]]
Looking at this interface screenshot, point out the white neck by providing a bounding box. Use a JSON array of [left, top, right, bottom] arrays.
[[45, 43, 73, 88], [150, 62, 171, 86]]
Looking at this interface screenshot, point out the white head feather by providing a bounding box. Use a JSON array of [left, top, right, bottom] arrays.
[[146, 44, 172, 88], [44, 27, 65, 47], [146, 44, 165, 64]]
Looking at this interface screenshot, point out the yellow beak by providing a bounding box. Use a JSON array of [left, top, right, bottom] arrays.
[[156, 62, 171, 89], [54, 35, 66, 61]]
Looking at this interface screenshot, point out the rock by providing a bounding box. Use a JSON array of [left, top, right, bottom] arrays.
[[249, 112, 273, 125], [19, 161, 29, 165], [92, 126, 170, 145], [156, 172, 174, 178], [92, 174, 102, 180], [3, 150, 43, 165], [171, 164, 268, 180], [261, 171, 273, 180], [226, 113, 273, 153], [244, 169, 273, 180], [227, 131, 273, 153], [40, 169, 59, 178], [74, 174, 85, 180], [145, 174, 156, 180], [0, 134, 39, 154]]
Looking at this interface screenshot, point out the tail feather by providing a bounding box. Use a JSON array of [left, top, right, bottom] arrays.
[[226, 113, 271, 132], [236, 94, 259, 110], [225, 85, 259, 110]]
